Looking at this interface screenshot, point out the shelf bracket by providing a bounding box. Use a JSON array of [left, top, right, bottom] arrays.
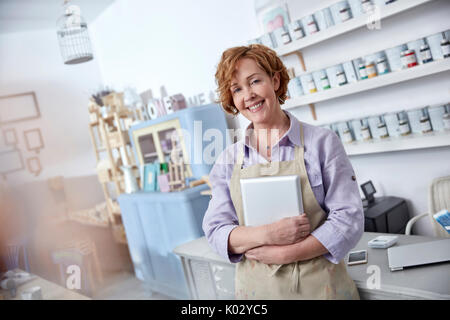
[[286, 50, 318, 121], [309, 103, 317, 121]]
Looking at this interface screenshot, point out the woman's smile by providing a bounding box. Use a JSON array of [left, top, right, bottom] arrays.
[[247, 100, 265, 113]]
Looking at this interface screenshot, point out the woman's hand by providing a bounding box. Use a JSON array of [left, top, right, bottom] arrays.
[[265, 214, 310, 246], [245, 245, 289, 265]]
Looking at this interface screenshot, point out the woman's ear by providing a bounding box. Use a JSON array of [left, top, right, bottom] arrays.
[[272, 72, 280, 91]]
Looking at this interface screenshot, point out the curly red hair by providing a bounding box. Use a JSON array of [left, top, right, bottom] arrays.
[[215, 44, 289, 115]]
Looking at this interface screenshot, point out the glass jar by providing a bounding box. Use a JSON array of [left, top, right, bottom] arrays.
[[336, 71, 347, 86], [321, 75, 331, 90], [339, 7, 351, 22], [377, 117, 389, 138], [400, 49, 418, 68], [441, 38, 450, 58], [291, 21, 305, 40], [358, 63, 368, 80], [420, 44, 433, 63], [366, 61, 377, 78], [306, 16, 318, 34], [308, 79, 317, 93], [376, 57, 389, 74]]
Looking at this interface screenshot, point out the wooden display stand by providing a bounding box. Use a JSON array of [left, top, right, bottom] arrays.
[[87, 92, 143, 244]]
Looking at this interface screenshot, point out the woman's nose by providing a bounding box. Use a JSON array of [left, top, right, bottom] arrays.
[[244, 87, 256, 102]]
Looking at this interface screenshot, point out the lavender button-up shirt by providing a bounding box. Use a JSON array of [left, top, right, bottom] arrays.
[[202, 111, 364, 264]]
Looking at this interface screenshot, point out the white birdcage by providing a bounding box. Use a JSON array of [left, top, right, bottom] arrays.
[[56, 3, 93, 65]]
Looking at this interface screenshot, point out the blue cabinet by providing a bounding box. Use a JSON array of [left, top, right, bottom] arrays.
[[118, 184, 210, 299]]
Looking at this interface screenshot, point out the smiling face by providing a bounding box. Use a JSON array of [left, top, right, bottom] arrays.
[[230, 58, 281, 126]]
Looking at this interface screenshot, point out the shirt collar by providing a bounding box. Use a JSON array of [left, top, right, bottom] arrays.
[[243, 110, 302, 149]]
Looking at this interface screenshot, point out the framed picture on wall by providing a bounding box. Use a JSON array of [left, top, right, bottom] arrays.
[[0, 92, 40, 125], [2, 128, 18, 146], [24, 128, 44, 154], [0, 148, 25, 177], [257, 2, 291, 33], [26, 156, 42, 177]]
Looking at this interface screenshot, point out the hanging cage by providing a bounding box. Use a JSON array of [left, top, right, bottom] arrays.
[[56, 4, 94, 65]]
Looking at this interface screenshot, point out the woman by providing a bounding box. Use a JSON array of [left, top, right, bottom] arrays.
[[202, 44, 364, 299]]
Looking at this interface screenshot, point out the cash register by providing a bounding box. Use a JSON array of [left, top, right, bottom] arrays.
[[361, 181, 410, 234]]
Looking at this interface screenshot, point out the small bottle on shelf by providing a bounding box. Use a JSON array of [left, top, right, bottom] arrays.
[[306, 15, 319, 34], [342, 122, 354, 143], [360, 119, 372, 141], [420, 108, 433, 133], [358, 63, 368, 80], [280, 26, 292, 45], [441, 37, 450, 58], [307, 78, 317, 93], [361, 0, 372, 13], [397, 112, 411, 136], [420, 43, 433, 64], [291, 20, 305, 40], [443, 105, 450, 130], [400, 49, 418, 69], [339, 6, 352, 22], [321, 74, 331, 90], [376, 57, 389, 75], [336, 70, 348, 86], [377, 116, 389, 139], [365, 61, 377, 78]]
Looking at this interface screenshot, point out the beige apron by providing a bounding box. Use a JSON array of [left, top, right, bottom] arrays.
[[230, 123, 360, 300]]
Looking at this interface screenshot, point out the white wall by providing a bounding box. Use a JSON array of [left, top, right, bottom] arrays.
[[90, 0, 259, 98], [89, 0, 450, 236], [0, 29, 103, 184], [283, 0, 450, 236]]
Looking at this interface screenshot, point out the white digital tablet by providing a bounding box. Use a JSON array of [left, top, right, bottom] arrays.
[[240, 175, 303, 227]]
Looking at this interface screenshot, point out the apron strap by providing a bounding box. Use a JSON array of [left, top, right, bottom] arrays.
[[294, 122, 305, 162], [236, 143, 245, 169], [299, 122, 305, 147]]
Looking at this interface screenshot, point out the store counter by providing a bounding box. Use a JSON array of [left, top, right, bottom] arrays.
[[173, 232, 450, 300]]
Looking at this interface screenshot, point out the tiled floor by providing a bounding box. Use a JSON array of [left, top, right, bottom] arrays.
[[93, 271, 174, 300]]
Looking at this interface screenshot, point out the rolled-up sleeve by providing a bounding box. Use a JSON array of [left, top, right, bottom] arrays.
[[311, 131, 364, 264], [202, 147, 243, 263]]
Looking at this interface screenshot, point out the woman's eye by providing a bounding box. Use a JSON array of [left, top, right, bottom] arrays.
[[251, 79, 260, 85], [232, 87, 241, 93]]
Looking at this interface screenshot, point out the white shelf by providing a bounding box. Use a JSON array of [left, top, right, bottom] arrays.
[[283, 58, 450, 109], [275, 0, 434, 56], [344, 130, 450, 156]]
